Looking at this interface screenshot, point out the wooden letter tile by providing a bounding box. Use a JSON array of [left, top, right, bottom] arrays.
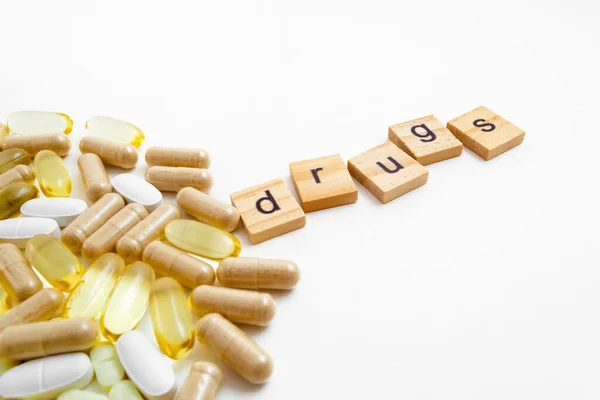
[[230, 179, 306, 244], [289, 154, 358, 212], [446, 106, 525, 160], [388, 114, 463, 165], [347, 141, 428, 204]]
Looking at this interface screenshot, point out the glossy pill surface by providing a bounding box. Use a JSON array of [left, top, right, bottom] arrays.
[[90, 342, 125, 388], [146, 147, 210, 168], [78, 153, 112, 202], [112, 173, 162, 211], [0, 124, 8, 146], [177, 187, 240, 231], [82, 203, 148, 261], [58, 389, 109, 400], [217, 257, 300, 290], [142, 241, 215, 289], [80, 136, 139, 169], [116, 203, 180, 263], [176, 362, 223, 400], [0, 148, 30, 175], [0, 288, 64, 332], [189, 285, 275, 326], [0, 358, 16, 377], [0, 165, 35, 190], [165, 219, 241, 260], [196, 313, 273, 384], [86, 116, 145, 147], [116, 331, 176, 398], [0, 243, 42, 302], [62, 193, 125, 253], [0, 217, 60, 248], [101, 261, 155, 342], [34, 150, 71, 197], [0, 182, 38, 219], [145, 166, 213, 193], [7, 111, 73, 136], [2, 133, 71, 156], [26, 234, 83, 292], [0, 317, 98, 360], [150, 278, 194, 359], [63, 253, 125, 319], [109, 380, 144, 400], [0, 353, 93, 400], [21, 198, 87, 227]]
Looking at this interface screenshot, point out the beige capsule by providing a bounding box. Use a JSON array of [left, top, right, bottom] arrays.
[[142, 241, 215, 289], [0, 288, 64, 332], [145, 147, 210, 169], [0, 165, 35, 190], [62, 193, 125, 253], [116, 204, 180, 263], [0, 317, 98, 360], [79, 136, 138, 169], [195, 313, 273, 384], [145, 167, 212, 193], [217, 257, 299, 290], [176, 187, 239, 232], [82, 203, 148, 261], [2, 133, 71, 156], [78, 153, 112, 202], [176, 362, 223, 400], [189, 285, 275, 326], [0, 243, 43, 302]]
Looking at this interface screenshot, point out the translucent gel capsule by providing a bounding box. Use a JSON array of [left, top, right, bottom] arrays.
[[100, 261, 155, 342], [7, 111, 73, 136], [0, 287, 8, 316], [150, 278, 194, 360], [86, 116, 145, 148], [0, 182, 38, 220], [0, 165, 35, 190], [0, 148, 30, 175], [176, 362, 223, 400], [2, 133, 71, 156], [109, 380, 144, 400], [0, 357, 16, 377], [78, 153, 112, 202], [34, 150, 71, 197], [58, 389, 108, 400], [0, 243, 43, 302], [145, 147, 211, 169], [0, 124, 8, 146], [0, 288, 64, 332], [63, 253, 125, 319], [165, 219, 241, 260], [25, 234, 84, 292], [90, 342, 125, 388]]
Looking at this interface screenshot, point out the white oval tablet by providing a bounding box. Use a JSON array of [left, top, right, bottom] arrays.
[[0, 352, 93, 400], [21, 198, 88, 227], [0, 217, 61, 248], [112, 174, 162, 212], [116, 331, 175, 399]]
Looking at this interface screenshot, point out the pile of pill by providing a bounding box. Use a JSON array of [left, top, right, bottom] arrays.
[[0, 111, 300, 399]]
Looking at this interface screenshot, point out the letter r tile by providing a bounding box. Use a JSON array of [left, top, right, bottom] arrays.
[[230, 179, 306, 244], [348, 141, 428, 204]]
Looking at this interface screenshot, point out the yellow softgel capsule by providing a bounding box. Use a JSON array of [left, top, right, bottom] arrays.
[[7, 111, 73, 136], [86, 116, 145, 148], [25, 234, 83, 292], [90, 342, 125, 388], [100, 261, 154, 342], [109, 380, 144, 400], [164, 219, 241, 260], [0, 124, 8, 146], [63, 253, 125, 319], [0, 182, 38, 220], [33, 150, 71, 197], [149, 277, 194, 360], [0, 148, 30, 175], [0, 357, 16, 377]]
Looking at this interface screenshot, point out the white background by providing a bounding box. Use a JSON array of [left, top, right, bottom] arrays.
[[1, 0, 599, 399]]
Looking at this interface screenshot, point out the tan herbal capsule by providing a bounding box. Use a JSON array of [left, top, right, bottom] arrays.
[[2, 133, 71, 156], [176, 362, 222, 400], [116, 204, 180, 263], [78, 153, 112, 202], [145, 147, 211, 169], [82, 204, 148, 261], [142, 241, 215, 289], [0, 243, 43, 302], [189, 285, 275, 326], [217, 257, 299, 290], [195, 313, 273, 384], [0, 317, 98, 360], [145, 167, 212, 193], [0, 165, 35, 190], [0, 288, 64, 332], [176, 187, 239, 232], [62, 193, 125, 253], [79, 136, 138, 169]]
